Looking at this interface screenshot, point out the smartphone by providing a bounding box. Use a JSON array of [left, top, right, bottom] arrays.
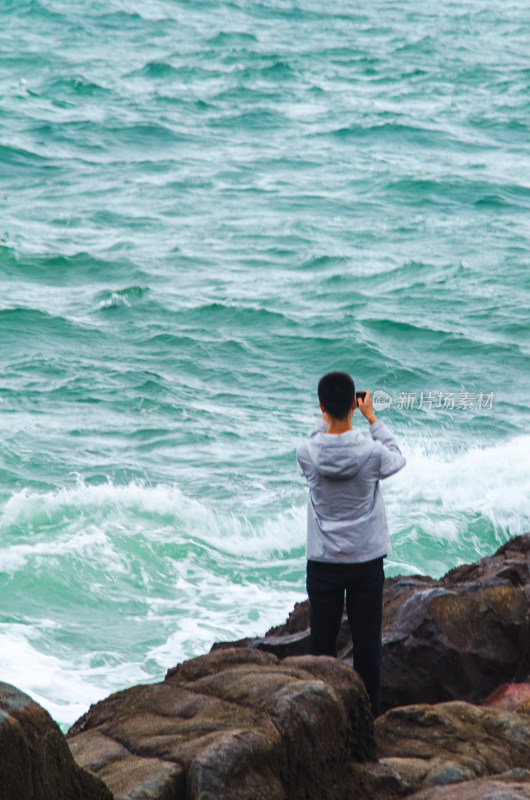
[[356, 391, 366, 402]]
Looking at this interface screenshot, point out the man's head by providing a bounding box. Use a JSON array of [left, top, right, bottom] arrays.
[[318, 372, 355, 420]]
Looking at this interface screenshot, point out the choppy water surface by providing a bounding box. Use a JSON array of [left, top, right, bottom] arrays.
[[1, 0, 529, 728]]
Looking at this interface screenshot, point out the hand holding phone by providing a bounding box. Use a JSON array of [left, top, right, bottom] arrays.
[[356, 391, 377, 424]]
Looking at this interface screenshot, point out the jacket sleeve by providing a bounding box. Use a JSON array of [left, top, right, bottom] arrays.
[[369, 420, 406, 479], [296, 419, 327, 479], [296, 447, 307, 477]]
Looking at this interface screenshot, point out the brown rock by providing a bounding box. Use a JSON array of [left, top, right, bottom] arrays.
[[340, 702, 530, 800], [345, 756, 476, 800], [482, 683, 530, 712], [0, 681, 113, 800], [379, 535, 530, 708], [68, 647, 374, 800], [381, 581, 528, 709], [375, 702, 530, 776], [267, 601, 310, 636], [407, 773, 530, 799]]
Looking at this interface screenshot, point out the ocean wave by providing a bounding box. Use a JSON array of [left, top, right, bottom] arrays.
[[125, 60, 182, 80], [209, 107, 288, 129], [94, 286, 150, 311], [0, 143, 50, 167], [0, 249, 142, 284], [383, 433, 530, 579], [43, 74, 114, 97], [207, 31, 259, 46], [3, 428, 528, 579], [0, 479, 306, 726], [0, 307, 88, 340], [394, 434, 530, 526], [89, 8, 164, 28], [328, 122, 447, 146], [0, 621, 149, 729], [175, 300, 299, 331], [0, 480, 305, 567], [385, 176, 530, 209]]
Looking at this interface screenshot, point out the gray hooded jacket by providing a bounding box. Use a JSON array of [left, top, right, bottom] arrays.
[[296, 419, 406, 563]]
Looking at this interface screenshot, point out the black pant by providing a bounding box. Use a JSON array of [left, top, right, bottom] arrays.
[[306, 557, 385, 717]]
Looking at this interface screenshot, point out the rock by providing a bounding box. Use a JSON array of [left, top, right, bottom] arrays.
[[67, 731, 184, 800], [378, 532, 530, 708], [0, 681, 113, 800], [212, 630, 311, 659], [343, 756, 478, 800], [381, 580, 528, 710], [375, 701, 530, 778], [338, 701, 530, 800], [267, 601, 310, 636], [482, 683, 530, 713], [68, 648, 375, 800], [407, 774, 530, 799], [213, 533, 530, 711]]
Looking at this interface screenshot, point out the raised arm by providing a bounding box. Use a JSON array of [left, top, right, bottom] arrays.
[[370, 420, 406, 478], [358, 391, 406, 479]]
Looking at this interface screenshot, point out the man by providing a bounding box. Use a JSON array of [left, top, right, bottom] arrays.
[[296, 372, 406, 716]]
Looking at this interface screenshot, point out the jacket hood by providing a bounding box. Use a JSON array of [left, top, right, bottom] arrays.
[[306, 428, 374, 480]]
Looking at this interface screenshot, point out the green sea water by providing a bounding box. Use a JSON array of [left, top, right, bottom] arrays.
[[1, 0, 529, 729]]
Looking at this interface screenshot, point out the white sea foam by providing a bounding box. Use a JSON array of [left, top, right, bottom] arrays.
[[0, 623, 149, 727], [0, 480, 307, 726], [385, 433, 530, 537], [146, 581, 304, 669], [0, 479, 306, 561], [96, 293, 131, 310], [0, 523, 123, 573]]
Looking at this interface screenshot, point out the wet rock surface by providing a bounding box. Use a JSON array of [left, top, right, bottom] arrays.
[[0, 681, 112, 800], [67, 648, 374, 800], [343, 700, 530, 800], [375, 701, 530, 776]]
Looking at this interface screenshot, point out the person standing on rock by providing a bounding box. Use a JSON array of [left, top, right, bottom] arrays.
[[296, 371, 406, 717]]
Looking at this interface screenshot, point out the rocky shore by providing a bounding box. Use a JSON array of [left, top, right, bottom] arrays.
[[2, 533, 530, 800], [216, 530, 530, 711]]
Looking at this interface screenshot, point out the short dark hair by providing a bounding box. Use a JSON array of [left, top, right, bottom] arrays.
[[318, 372, 355, 420]]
